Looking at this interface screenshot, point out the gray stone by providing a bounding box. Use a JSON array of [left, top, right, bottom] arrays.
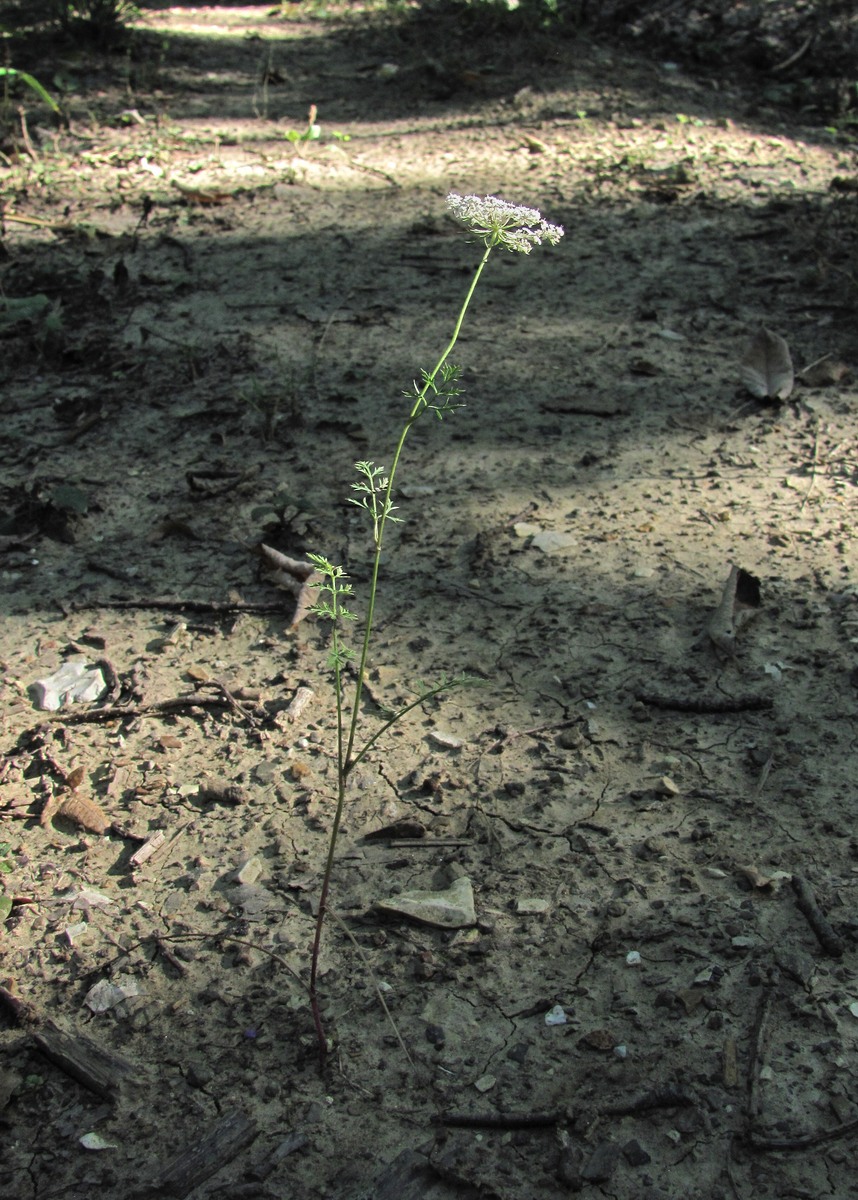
[[376, 876, 476, 928], [581, 1141, 620, 1182]]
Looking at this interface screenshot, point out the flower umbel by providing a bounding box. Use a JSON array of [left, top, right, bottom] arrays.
[[446, 193, 564, 254]]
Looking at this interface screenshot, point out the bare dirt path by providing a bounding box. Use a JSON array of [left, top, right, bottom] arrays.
[[2, 5, 858, 1198]]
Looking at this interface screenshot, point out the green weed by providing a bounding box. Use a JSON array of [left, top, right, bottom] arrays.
[[306, 192, 564, 1061]]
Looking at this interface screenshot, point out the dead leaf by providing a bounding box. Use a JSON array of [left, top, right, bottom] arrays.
[[56, 793, 110, 835], [739, 864, 792, 892], [257, 544, 316, 586], [257, 543, 321, 629], [706, 564, 761, 654], [579, 1028, 616, 1051], [364, 819, 426, 841], [740, 328, 794, 401], [65, 765, 86, 791], [800, 358, 851, 387], [172, 182, 233, 205], [676, 988, 704, 1015]]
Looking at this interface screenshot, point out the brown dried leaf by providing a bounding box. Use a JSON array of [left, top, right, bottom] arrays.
[[56, 793, 110, 835], [364, 819, 426, 841], [740, 328, 794, 401], [737, 863, 774, 889], [579, 1028, 616, 1051], [800, 358, 851, 387], [289, 575, 321, 630], [65, 765, 86, 791], [257, 544, 321, 628], [707, 564, 761, 653], [172, 182, 233, 205], [258, 543, 316, 589]]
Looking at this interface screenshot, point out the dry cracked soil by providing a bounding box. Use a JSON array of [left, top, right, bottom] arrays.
[[2, 4, 858, 1199]]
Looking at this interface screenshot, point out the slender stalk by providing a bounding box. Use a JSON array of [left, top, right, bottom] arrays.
[[307, 246, 492, 1063], [305, 193, 564, 1064], [309, 575, 348, 1056], [343, 243, 493, 771]]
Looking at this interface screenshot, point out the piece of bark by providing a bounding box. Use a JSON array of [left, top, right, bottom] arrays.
[[0, 980, 42, 1026], [129, 830, 166, 867], [723, 1037, 739, 1088], [251, 1131, 308, 1181], [32, 1018, 136, 1100], [139, 1110, 258, 1198], [284, 685, 315, 722], [353, 1148, 483, 1200], [198, 777, 249, 805]]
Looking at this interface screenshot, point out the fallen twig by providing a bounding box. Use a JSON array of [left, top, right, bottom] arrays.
[[602, 1085, 697, 1117], [799, 419, 821, 513], [197, 678, 262, 726], [437, 1111, 559, 1129], [635, 691, 773, 713], [747, 987, 774, 1125], [484, 719, 578, 754], [70, 597, 285, 615], [791, 873, 844, 957], [770, 34, 813, 74], [26, 693, 264, 728], [437, 1084, 698, 1131], [745, 1115, 858, 1152], [739, 985, 858, 1151], [329, 908, 415, 1070]]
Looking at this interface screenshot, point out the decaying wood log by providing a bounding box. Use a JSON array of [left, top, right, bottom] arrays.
[[32, 1018, 137, 1100], [139, 1109, 258, 1198]]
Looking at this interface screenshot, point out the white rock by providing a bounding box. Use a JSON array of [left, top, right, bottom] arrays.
[[375, 876, 476, 928], [84, 974, 142, 1014], [31, 660, 106, 711], [235, 856, 263, 885], [80, 1132, 118, 1151], [531, 530, 577, 555], [427, 730, 464, 749]]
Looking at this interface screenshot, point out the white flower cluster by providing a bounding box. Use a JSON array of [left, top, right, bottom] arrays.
[[446, 192, 564, 253]]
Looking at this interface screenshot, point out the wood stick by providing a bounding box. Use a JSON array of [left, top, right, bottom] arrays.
[[70, 597, 284, 615], [25, 693, 264, 728], [791, 874, 845, 957], [139, 1110, 257, 1198], [635, 690, 773, 714], [32, 1018, 136, 1101]]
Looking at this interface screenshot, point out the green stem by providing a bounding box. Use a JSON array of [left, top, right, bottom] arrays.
[[343, 242, 494, 772], [349, 676, 464, 773], [309, 573, 348, 1060], [310, 239, 495, 1064]]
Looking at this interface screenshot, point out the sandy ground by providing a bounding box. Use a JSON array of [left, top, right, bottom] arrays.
[[2, 5, 858, 1198]]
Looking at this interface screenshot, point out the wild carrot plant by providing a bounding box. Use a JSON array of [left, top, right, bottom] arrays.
[[308, 193, 564, 1060]]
